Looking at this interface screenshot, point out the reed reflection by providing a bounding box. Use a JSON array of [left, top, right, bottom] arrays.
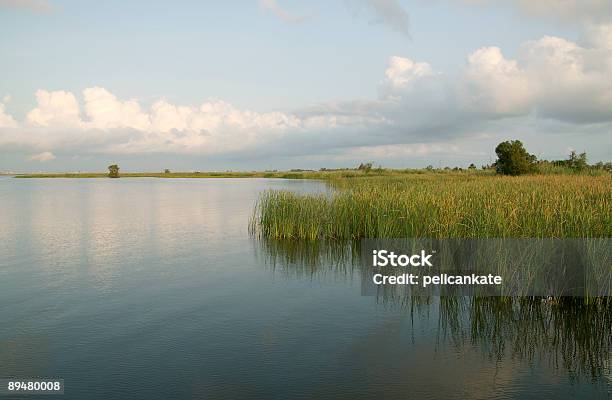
[[255, 238, 612, 383], [254, 238, 360, 281]]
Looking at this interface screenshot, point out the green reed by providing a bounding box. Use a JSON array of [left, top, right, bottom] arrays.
[[251, 174, 611, 239]]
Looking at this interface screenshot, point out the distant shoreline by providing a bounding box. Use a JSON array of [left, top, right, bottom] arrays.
[[11, 171, 340, 179], [11, 166, 610, 179]]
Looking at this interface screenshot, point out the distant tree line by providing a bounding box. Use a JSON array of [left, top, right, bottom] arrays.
[[104, 140, 608, 178], [493, 140, 610, 175], [350, 140, 609, 176]]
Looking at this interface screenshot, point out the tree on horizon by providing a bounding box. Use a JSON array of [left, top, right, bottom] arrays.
[[108, 164, 120, 178], [494, 140, 536, 175]]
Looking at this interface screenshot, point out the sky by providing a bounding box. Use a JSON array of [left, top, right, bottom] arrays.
[[0, 0, 611, 172]]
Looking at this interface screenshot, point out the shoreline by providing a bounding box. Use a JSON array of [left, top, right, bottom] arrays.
[[11, 169, 493, 179], [11, 168, 609, 179], [12, 171, 322, 179]]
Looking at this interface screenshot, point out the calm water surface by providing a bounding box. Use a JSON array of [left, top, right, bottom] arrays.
[[0, 178, 610, 399]]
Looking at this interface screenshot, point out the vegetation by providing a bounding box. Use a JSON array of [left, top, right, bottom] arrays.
[[251, 173, 611, 240], [245, 143, 610, 240], [108, 164, 120, 178], [494, 140, 537, 175], [13, 144, 609, 179], [534, 150, 612, 175], [357, 162, 373, 172]]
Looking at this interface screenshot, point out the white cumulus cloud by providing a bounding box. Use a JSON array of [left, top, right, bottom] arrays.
[[26, 90, 81, 127], [521, 33, 612, 122], [83, 87, 151, 131], [460, 46, 532, 116], [383, 56, 434, 90]]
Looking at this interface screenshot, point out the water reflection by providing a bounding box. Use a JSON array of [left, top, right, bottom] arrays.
[[255, 238, 359, 281], [439, 297, 611, 383], [255, 238, 612, 383], [1, 178, 609, 399]]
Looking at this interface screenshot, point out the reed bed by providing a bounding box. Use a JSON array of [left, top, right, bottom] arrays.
[[251, 174, 611, 239]]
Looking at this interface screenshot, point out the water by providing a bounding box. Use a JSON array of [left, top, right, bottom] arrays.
[[0, 178, 610, 399]]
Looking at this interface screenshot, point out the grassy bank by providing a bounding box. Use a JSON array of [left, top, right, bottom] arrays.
[[251, 174, 611, 239]]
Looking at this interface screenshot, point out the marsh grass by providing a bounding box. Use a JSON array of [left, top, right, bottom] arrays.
[[251, 173, 611, 382], [251, 174, 611, 239]]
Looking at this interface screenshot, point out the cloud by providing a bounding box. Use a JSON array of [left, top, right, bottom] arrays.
[[260, 0, 409, 34], [1, 26, 612, 165], [0, 0, 53, 13], [0, 103, 17, 128], [379, 27, 612, 124], [459, 1, 612, 24], [521, 33, 612, 122], [383, 56, 435, 90], [460, 46, 532, 116], [27, 90, 81, 127], [2, 87, 309, 156], [259, 0, 311, 23], [28, 151, 55, 162], [347, 0, 411, 36], [515, 0, 612, 24], [342, 142, 462, 159], [83, 87, 151, 131], [581, 23, 612, 49]]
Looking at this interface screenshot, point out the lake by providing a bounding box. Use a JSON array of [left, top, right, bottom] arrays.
[[0, 178, 610, 399]]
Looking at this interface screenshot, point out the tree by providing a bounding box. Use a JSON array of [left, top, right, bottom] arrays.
[[494, 140, 537, 176], [567, 151, 587, 171], [468, 163, 476, 170], [357, 162, 373, 172], [108, 164, 120, 178], [164, 169, 171, 174], [594, 161, 612, 172]]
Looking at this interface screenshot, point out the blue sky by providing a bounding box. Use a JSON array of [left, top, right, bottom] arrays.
[[0, 0, 611, 171]]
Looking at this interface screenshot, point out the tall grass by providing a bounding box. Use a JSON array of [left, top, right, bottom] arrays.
[[251, 174, 611, 239]]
